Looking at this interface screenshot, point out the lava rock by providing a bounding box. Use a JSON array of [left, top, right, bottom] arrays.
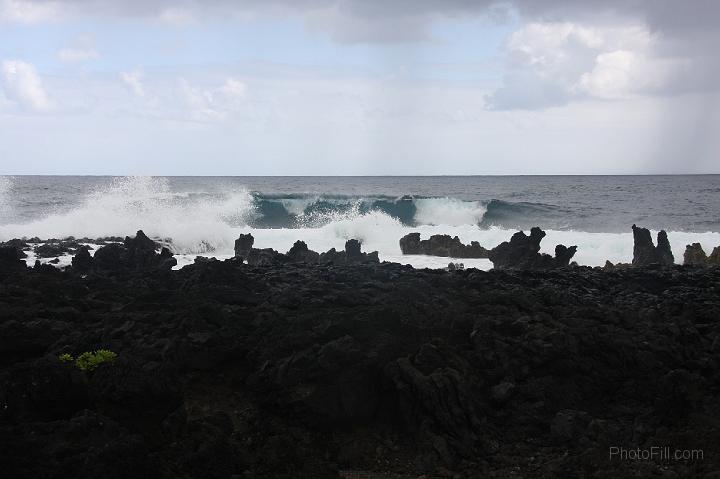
[[632, 225, 674, 266], [684, 243, 720, 267], [234, 233, 255, 259], [89, 358, 182, 435], [345, 239, 363, 261], [0, 238, 29, 258], [656, 230, 675, 265], [709, 247, 720, 265], [319, 240, 379, 265], [0, 244, 27, 270], [488, 227, 577, 269], [2, 242, 720, 477], [399, 233, 489, 258], [71, 245, 93, 272], [84, 230, 176, 273], [247, 248, 287, 266], [684, 243, 708, 265], [0, 357, 89, 422], [34, 239, 82, 258], [286, 240, 320, 263]]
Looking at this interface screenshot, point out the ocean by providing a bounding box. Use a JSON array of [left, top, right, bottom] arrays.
[[1, 175, 719, 269]]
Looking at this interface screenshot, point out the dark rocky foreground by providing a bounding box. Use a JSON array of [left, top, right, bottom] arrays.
[[1, 235, 720, 478]]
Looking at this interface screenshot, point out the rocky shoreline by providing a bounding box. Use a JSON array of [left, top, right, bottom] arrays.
[[1, 229, 720, 478]]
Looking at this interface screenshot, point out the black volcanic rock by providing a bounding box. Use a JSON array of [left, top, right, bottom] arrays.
[[554, 244, 577, 266], [91, 243, 123, 271], [319, 240, 379, 265], [247, 248, 287, 267], [234, 233, 254, 259], [235, 235, 378, 267], [88, 358, 182, 436], [71, 245, 93, 272], [5, 239, 720, 477], [632, 224, 674, 266], [318, 247, 343, 265], [632, 225, 656, 266], [34, 239, 82, 258], [656, 230, 674, 264], [709, 247, 720, 265], [488, 227, 576, 269], [0, 239, 29, 258], [0, 244, 26, 270], [684, 243, 708, 265], [399, 232, 422, 254], [123, 230, 159, 263], [287, 240, 320, 263], [399, 233, 489, 258], [345, 238, 362, 261], [79, 230, 176, 273], [683, 243, 720, 267]]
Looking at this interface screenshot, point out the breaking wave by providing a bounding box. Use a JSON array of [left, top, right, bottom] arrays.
[[2, 176, 719, 268], [0, 177, 255, 253]]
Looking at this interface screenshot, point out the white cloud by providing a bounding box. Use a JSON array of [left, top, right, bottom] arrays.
[[576, 50, 636, 99], [219, 78, 247, 99], [174, 77, 248, 121], [121, 70, 145, 97], [576, 50, 687, 99], [177, 78, 221, 120], [1, 60, 50, 111], [58, 47, 100, 63], [158, 7, 197, 26], [0, 0, 60, 24], [57, 35, 100, 64], [114, 74, 249, 123], [485, 21, 698, 109]]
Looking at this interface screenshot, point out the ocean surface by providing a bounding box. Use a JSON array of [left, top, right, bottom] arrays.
[[1, 175, 719, 269]]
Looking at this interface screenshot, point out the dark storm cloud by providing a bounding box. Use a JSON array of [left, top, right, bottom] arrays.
[[15, 0, 720, 28], [7, 1, 720, 42]]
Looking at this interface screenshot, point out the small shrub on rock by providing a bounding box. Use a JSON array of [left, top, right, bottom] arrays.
[[58, 353, 74, 363], [58, 350, 118, 371]]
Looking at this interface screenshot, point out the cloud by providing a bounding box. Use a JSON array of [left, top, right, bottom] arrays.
[[3, 1, 719, 38], [218, 78, 247, 99], [115, 73, 249, 123], [174, 77, 247, 121], [485, 19, 718, 110], [1, 60, 51, 111], [158, 6, 196, 26], [121, 70, 145, 97], [57, 36, 100, 63], [0, 0, 60, 23], [4, 0, 720, 112], [58, 46, 100, 63]]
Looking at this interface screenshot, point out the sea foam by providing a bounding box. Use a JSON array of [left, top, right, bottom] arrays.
[[0, 176, 255, 254], [3, 176, 720, 270], [413, 197, 487, 226]]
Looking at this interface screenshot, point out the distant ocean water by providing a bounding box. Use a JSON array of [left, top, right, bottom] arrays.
[[1, 175, 719, 269]]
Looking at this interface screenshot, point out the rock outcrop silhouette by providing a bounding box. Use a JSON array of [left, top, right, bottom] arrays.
[[70, 230, 177, 273], [631, 225, 674, 266], [399, 233, 489, 258], [488, 227, 577, 269], [683, 242, 720, 266], [236, 234, 379, 267]]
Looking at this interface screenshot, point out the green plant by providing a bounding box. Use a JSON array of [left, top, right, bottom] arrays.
[[58, 352, 74, 363], [73, 349, 118, 371]]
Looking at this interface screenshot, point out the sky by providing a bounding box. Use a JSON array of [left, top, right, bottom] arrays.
[[0, 0, 718, 175]]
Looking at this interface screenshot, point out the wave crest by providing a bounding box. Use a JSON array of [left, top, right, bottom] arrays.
[[0, 176, 256, 253]]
